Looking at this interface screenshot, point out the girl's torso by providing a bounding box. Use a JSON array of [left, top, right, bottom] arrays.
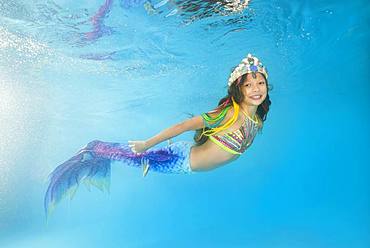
[[190, 108, 259, 171]]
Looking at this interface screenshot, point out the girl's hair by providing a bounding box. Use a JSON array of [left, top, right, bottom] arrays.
[[193, 73, 272, 146]]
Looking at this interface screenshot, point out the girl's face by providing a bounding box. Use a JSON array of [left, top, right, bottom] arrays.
[[240, 72, 267, 107]]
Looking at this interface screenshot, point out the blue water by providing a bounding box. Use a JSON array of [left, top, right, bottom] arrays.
[[0, 0, 369, 247]]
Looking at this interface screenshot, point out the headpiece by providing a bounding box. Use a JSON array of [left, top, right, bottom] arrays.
[[228, 53, 268, 87]]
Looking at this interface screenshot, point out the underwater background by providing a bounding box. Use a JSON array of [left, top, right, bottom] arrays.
[[0, 0, 369, 247]]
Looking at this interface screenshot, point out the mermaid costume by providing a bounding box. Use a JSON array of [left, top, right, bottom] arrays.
[[44, 110, 259, 216], [44, 140, 194, 215], [44, 54, 266, 216]]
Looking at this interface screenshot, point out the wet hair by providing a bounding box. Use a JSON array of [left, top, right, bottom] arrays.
[[193, 72, 272, 146]]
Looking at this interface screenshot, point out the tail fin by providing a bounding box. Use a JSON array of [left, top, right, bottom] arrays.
[[44, 142, 111, 217]]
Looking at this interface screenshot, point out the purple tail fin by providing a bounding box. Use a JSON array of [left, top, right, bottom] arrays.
[[44, 141, 111, 217]]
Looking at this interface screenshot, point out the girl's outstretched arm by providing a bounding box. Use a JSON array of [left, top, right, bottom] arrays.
[[129, 115, 204, 153]]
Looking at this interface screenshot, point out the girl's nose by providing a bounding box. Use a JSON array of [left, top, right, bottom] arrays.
[[252, 84, 260, 92]]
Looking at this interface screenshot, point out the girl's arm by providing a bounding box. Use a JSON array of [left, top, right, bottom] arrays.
[[128, 115, 204, 153]]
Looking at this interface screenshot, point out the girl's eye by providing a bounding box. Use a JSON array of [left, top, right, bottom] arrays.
[[259, 81, 265, 84], [245, 84, 251, 87]]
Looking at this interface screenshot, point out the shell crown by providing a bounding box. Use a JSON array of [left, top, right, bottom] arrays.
[[228, 53, 268, 86]]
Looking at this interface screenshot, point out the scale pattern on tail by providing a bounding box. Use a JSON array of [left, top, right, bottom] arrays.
[[44, 140, 193, 217]]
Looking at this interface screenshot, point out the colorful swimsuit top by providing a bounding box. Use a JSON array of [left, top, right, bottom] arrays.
[[202, 108, 260, 155]]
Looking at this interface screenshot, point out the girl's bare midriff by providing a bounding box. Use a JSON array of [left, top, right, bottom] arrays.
[[189, 139, 239, 172]]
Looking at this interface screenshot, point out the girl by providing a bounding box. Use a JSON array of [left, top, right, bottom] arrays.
[[44, 53, 272, 215]]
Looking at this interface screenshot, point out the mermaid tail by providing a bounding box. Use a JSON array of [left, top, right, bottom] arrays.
[[44, 140, 193, 216], [44, 141, 111, 216]]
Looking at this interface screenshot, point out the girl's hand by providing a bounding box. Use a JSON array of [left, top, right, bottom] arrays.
[[128, 140, 148, 154]]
